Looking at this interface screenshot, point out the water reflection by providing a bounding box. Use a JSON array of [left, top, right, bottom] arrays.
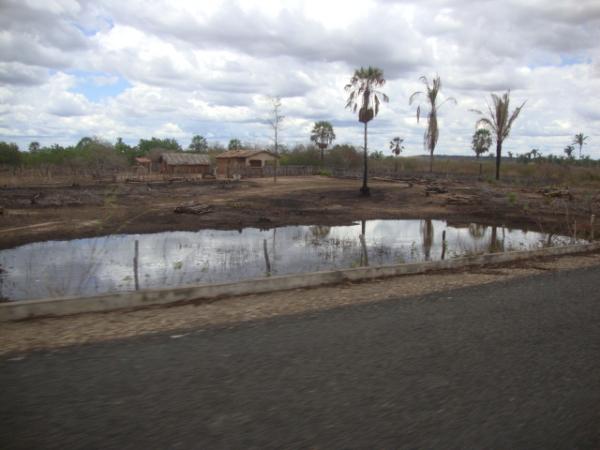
[[0, 220, 578, 302]]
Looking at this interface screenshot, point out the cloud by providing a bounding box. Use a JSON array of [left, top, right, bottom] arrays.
[[0, 0, 598, 158]]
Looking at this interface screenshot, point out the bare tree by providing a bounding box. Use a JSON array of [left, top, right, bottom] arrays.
[[269, 97, 284, 182]]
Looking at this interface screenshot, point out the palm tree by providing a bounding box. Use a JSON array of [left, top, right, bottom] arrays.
[[573, 133, 589, 159], [409, 75, 456, 172], [564, 144, 575, 158], [472, 91, 526, 180], [389, 136, 404, 173], [471, 128, 492, 159], [310, 121, 336, 163], [345, 66, 389, 195]]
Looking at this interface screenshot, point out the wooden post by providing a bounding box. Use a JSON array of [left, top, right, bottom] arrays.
[[591, 214, 595, 241], [573, 220, 577, 244], [133, 239, 140, 291], [359, 234, 369, 266], [441, 230, 447, 260], [263, 239, 271, 275]]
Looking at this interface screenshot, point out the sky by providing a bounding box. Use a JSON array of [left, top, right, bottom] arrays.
[[1, 0, 599, 157]]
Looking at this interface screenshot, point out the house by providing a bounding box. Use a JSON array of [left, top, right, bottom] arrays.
[[159, 153, 211, 175], [215, 149, 279, 177], [134, 157, 152, 173]]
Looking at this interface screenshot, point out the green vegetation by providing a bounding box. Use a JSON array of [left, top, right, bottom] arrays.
[[228, 138, 243, 150], [472, 128, 492, 159], [310, 121, 336, 163], [188, 135, 208, 152]]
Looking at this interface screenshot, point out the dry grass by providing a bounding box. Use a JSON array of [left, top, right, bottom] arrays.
[[385, 157, 600, 187]]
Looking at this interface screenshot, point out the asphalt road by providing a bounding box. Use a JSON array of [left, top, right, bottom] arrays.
[[2, 266, 600, 449]]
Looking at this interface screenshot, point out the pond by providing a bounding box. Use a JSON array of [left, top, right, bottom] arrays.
[[0, 220, 577, 302]]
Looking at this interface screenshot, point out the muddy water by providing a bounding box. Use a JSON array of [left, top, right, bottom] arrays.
[[0, 220, 577, 301]]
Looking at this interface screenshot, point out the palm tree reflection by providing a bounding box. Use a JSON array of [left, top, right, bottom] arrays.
[[420, 219, 434, 261]]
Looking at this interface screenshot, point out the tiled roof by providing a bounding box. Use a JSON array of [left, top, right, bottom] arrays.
[[160, 153, 210, 165], [215, 149, 278, 159]]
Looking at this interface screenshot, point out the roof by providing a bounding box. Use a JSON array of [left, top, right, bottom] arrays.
[[160, 153, 210, 165], [135, 157, 152, 164], [215, 149, 279, 159]]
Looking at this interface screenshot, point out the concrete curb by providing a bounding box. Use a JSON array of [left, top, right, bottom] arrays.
[[2, 242, 599, 322]]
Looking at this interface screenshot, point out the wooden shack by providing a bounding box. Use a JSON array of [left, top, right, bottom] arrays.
[[159, 153, 211, 175], [215, 149, 279, 178], [134, 157, 152, 173]]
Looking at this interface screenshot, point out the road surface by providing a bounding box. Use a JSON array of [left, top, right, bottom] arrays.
[[2, 266, 600, 449]]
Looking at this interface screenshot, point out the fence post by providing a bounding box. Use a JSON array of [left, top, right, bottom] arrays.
[[133, 239, 140, 291], [441, 230, 447, 260], [591, 214, 595, 241], [263, 239, 271, 275]]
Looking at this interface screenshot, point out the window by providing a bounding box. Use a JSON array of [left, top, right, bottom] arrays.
[[249, 159, 262, 167]]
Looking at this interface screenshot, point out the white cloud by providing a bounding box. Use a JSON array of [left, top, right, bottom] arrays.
[[0, 0, 599, 157]]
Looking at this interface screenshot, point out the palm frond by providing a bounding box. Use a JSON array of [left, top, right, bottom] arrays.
[[409, 91, 422, 105]]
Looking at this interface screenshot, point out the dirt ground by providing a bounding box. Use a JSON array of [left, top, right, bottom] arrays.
[[0, 175, 597, 249]]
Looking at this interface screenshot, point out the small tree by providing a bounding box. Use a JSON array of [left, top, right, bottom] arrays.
[[138, 138, 181, 154], [228, 138, 242, 150], [28, 141, 40, 153], [573, 133, 589, 159], [564, 145, 575, 158], [0, 142, 21, 169], [472, 91, 526, 180], [471, 128, 492, 159], [310, 121, 336, 163], [389, 137, 404, 173], [188, 135, 208, 153]]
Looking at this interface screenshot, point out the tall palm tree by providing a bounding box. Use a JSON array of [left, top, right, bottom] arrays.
[[389, 136, 404, 173], [345, 66, 389, 195], [409, 75, 456, 172], [310, 121, 336, 163], [472, 91, 526, 180], [573, 133, 589, 159]]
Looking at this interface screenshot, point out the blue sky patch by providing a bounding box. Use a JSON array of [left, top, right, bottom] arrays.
[[69, 70, 131, 102]]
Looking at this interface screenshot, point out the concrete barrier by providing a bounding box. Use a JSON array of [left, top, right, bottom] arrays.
[[1, 242, 599, 322]]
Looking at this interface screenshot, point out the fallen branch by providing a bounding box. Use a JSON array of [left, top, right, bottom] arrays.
[[174, 204, 214, 215]]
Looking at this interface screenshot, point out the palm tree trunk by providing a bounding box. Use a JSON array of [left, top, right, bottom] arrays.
[[429, 149, 433, 173], [361, 121, 369, 195], [495, 140, 502, 180]]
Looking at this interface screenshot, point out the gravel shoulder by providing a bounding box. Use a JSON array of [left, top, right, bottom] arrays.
[[2, 251, 600, 356]]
